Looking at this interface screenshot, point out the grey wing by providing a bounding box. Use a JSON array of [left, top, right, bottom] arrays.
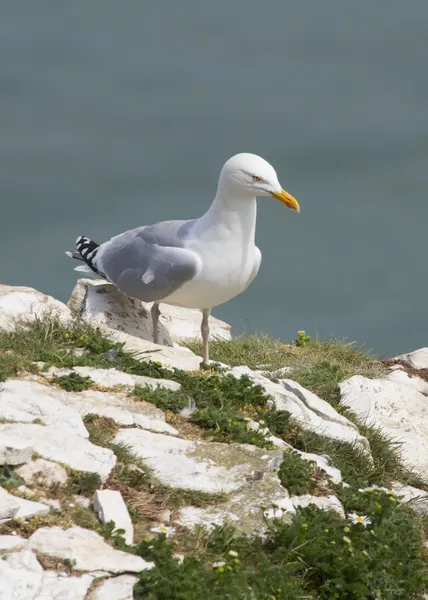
[[95, 221, 202, 303]]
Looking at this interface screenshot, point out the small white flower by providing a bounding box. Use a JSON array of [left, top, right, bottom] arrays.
[[68, 503, 75, 508], [11, 531, 17, 536], [212, 561, 226, 569], [348, 513, 372, 527], [150, 524, 176, 538], [358, 485, 396, 495], [229, 550, 238, 557]]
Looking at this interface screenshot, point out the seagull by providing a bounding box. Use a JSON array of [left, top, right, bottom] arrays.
[[66, 153, 300, 364]]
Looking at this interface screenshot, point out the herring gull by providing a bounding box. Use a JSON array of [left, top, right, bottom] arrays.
[[66, 153, 300, 364]]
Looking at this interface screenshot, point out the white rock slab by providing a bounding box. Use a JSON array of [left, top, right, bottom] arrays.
[[0, 559, 93, 600], [93, 490, 134, 545], [4, 549, 43, 573], [0, 424, 116, 483], [115, 428, 282, 494], [229, 367, 370, 451], [177, 472, 295, 536], [68, 278, 231, 344], [0, 535, 27, 551], [0, 436, 33, 466], [0, 380, 88, 437], [0, 491, 20, 523], [44, 366, 181, 393], [73, 366, 181, 391], [0, 487, 50, 524], [291, 494, 345, 518], [391, 482, 428, 515], [37, 572, 94, 600], [63, 388, 178, 435], [386, 368, 428, 394], [340, 375, 428, 478], [28, 526, 154, 574], [0, 285, 71, 332], [16, 459, 68, 487], [109, 330, 202, 371], [0, 557, 43, 600], [86, 574, 138, 600], [393, 348, 428, 370]]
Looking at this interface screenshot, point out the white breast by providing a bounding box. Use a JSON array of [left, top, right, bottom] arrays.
[[164, 243, 258, 309]]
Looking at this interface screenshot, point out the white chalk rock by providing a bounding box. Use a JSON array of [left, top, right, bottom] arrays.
[[340, 375, 428, 478], [229, 367, 370, 451], [4, 549, 43, 573], [177, 472, 295, 536], [0, 436, 33, 466], [0, 285, 72, 332], [105, 329, 202, 371], [28, 526, 154, 574], [0, 487, 50, 524], [73, 366, 181, 391], [37, 572, 94, 600], [391, 482, 428, 514], [291, 494, 345, 518], [393, 348, 428, 370], [115, 428, 282, 494], [93, 490, 134, 545], [0, 535, 27, 551], [0, 380, 88, 437], [386, 368, 428, 394], [0, 558, 43, 600], [62, 388, 178, 435], [16, 459, 68, 487], [68, 278, 231, 344], [86, 574, 138, 600], [0, 491, 20, 523], [0, 424, 116, 483]]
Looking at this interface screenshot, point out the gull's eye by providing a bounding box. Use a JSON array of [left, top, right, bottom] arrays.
[[252, 175, 261, 182]]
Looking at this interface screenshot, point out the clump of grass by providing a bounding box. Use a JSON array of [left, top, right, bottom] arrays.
[[135, 495, 427, 600], [134, 373, 273, 447], [263, 409, 416, 489], [52, 372, 93, 392], [67, 470, 102, 497], [0, 316, 173, 381], [0, 465, 25, 491], [278, 451, 318, 495], [186, 334, 383, 375], [0, 511, 76, 537]]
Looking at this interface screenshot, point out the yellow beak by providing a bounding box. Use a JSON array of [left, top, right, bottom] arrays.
[[270, 189, 300, 212]]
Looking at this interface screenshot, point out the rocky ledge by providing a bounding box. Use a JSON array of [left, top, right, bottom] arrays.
[[0, 281, 428, 599]]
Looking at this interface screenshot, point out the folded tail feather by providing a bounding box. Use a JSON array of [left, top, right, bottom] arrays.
[[66, 236, 106, 279]]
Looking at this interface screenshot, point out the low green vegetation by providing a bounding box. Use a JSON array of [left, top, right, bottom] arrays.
[[0, 317, 427, 597], [133, 374, 273, 447], [136, 490, 427, 599], [52, 372, 93, 392], [0, 465, 25, 491], [278, 451, 319, 495]]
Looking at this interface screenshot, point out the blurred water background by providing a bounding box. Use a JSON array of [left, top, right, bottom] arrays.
[[1, 1, 428, 356]]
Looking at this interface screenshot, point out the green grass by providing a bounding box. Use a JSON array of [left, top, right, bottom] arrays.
[[186, 334, 384, 377], [135, 495, 428, 600], [0, 465, 25, 491], [52, 372, 93, 392], [0, 316, 173, 381], [0, 317, 427, 596], [278, 451, 319, 495], [133, 373, 273, 447]]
